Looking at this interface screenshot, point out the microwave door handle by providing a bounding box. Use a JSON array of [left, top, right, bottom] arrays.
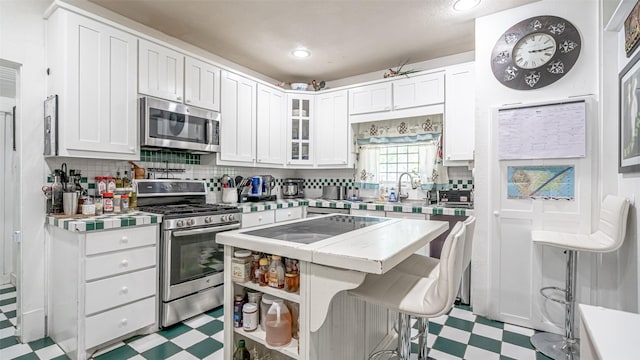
[[172, 224, 241, 237], [207, 119, 214, 145]]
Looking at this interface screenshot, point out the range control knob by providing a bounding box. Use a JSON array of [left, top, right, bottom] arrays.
[[176, 220, 185, 227], [228, 214, 235, 222], [204, 216, 212, 223], [220, 215, 228, 222], [187, 219, 195, 226]]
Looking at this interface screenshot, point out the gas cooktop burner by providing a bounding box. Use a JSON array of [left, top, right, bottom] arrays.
[[138, 203, 239, 217]]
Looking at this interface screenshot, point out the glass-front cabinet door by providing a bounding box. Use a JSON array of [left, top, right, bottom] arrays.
[[287, 94, 314, 165]]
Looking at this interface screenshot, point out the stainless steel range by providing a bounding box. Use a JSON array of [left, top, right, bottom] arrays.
[[136, 179, 241, 327]]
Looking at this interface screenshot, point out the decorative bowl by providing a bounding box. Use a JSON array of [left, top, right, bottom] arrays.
[[290, 83, 309, 91]]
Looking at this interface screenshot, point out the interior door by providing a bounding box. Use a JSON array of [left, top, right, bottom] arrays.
[[489, 98, 597, 332]]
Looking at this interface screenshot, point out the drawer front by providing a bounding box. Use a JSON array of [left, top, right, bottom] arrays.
[[350, 209, 385, 217], [85, 246, 156, 281], [275, 207, 302, 222], [85, 296, 156, 349], [85, 268, 156, 315], [241, 211, 275, 228], [85, 226, 157, 255]]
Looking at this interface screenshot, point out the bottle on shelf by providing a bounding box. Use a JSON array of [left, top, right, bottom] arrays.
[[122, 170, 131, 188], [265, 299, 292, 347], [232, 339, 250, 360], [268, 255, 285, 289], [258, 257, 269, 286], [115, 170, 123, 188], [51, 170, 64, 214]]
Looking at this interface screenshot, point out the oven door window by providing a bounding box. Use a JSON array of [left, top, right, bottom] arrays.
[[149, 108, 208, 144], [170, 230, 223, 285]]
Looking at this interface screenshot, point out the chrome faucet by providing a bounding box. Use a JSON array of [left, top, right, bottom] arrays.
[[397, 172, 417, 202]]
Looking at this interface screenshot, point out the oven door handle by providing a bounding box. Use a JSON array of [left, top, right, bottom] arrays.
[[172, 224, 241, 237]]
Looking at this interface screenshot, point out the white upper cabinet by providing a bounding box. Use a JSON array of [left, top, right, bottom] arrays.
[[348, 82, 392, 115], [287, 94, 314, 166], [45, 8, 138, 160], [219, 70, 256, 163], [184, 57, 221, 111], [139, 39, 221, 111], [444, 62, 475, 165], [315, 90, 349, 167], [256, 84, 286, 165], [392, 72, 445, 110], [138, 39, 184, 102]]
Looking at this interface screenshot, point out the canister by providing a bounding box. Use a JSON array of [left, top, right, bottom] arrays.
[[242, 303, 258, 332]]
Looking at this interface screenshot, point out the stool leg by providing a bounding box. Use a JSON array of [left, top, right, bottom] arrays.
[[530, 250, 580, 360], [397, 312, 412, 360], [417, 317, 429, 359]]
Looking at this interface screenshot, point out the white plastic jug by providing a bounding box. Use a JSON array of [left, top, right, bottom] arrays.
[[265, 299, 292, 347]]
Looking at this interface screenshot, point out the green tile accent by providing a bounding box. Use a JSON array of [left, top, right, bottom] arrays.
[[277, 203, 283, 208], [88, 183, 95, 189], [4, 310, 16, 318], [445, 316, 474, 332], [150, 216, 158, 224], [120, 218, 129, 227], [468, 333, 501, 353], [63, 220, 69, 230], [186, 337, 223, 358], [128, 218, 136, 226], [0, 287, 15, 295], [264, 204, 271, 210], [123, 334, 146, 344], [83, 221, 95, 231], [0, 320, 12, 329], [536, 352, 554, 360], [359, 204, 367, 210], [27, 337, 56, 351], [0, 335, 18, 349], [429, 321, 443, 335], [95, 220, 104, 230], [475, 316, 504, 329], [141, 341, 182, 359], [502, 330, 535, 349], [343, 203, 351, 209], [329, 203, 336, 208], [80, 177, 88, 183], [375, 205, 384, 211], [95, 345, 138, 360], [393, 206, 402, 212], [288, 203, 294, 207], [250, 206, 258, 212], [432, 336, 467, 358], [0, 297, 16, 306], [197, 319, 224, 336], [13, 353, 39, 360], [158, 323, 192, 339], [206, 306, 224, 318]]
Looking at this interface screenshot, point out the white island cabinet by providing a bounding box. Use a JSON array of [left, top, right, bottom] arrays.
[[47, 225, 160, 360], [217, 215, 448, 359]]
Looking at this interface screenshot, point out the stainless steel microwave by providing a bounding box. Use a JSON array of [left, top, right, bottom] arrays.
[[140, 96, 220, 153]]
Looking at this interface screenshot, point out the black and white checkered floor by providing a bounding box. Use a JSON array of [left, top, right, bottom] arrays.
[[0, 284, 552, 359]]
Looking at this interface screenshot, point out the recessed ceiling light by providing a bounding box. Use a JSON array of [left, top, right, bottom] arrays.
[[292, 48, 310, 58], [453, 0, 480, 11]]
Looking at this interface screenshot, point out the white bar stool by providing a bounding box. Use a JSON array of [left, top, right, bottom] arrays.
[[531, 195, 630, 360], [349, 216, 475, 360]]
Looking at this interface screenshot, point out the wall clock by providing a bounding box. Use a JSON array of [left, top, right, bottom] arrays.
[[491, 15, 581, 90]]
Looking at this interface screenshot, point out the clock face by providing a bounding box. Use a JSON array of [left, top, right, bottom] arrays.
[[491, 16, 581, 90]]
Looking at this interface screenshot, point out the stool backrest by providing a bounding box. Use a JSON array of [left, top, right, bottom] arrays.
[[462, 216, 476, 269], [429, 221, 466, 311], [593, 195, 630, 252]]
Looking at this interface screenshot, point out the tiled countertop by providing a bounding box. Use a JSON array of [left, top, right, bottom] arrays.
[[46, 211, 162, 232], [237, 199, 473, 216]]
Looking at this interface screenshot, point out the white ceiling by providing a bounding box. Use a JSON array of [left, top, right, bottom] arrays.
[[88, 0, 539, 82]]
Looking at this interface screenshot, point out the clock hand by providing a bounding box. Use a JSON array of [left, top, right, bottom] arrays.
[[529, 46, 555, 53]]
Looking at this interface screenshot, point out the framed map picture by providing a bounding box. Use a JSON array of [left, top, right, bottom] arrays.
[[507, 166, 575, 200]]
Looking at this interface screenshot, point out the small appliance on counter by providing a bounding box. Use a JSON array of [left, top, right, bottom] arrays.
[[281, 178, 305, 199], [322, 185, 347, 200], [437, 190, 473, 208], [237, 175, 277, 202]]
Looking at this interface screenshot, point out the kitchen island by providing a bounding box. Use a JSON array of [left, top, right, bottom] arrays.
[[217, 214, 448, 359]]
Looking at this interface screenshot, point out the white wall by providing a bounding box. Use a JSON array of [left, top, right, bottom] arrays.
[[474, 0, 639, 330], [605, 0, 640, 312], [0, 0, 49, 341]]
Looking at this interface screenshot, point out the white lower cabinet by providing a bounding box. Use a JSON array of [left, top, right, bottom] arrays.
[[48, 225, 159, 360], [242, 207, 304, 229]]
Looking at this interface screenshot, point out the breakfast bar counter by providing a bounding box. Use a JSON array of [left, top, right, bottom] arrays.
[[217, 214, 448, 359]]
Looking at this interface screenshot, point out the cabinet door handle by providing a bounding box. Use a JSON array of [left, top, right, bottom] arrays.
[[186, 99, 191, 103], [121, 286, 128, 294], [120, 318, 128, 327], [129, 147, 135, 152], [176, 96, 182, 101], [121, 259, 129, 267], [120, 236, 128, 243], [258, 216, 262, 222]]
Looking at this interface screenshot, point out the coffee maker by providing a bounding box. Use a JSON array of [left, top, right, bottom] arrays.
[[239, 175, 277, 202]]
